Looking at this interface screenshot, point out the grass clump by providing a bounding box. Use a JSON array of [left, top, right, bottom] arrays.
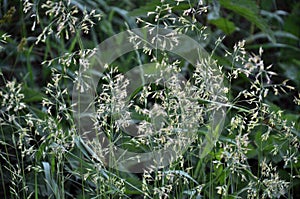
[[1, 0, 299, 198]]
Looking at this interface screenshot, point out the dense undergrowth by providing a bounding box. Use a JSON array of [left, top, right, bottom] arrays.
[[0, 0, 300, 198]]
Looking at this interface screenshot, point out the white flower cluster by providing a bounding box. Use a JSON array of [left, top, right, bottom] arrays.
[[0, 79, 26, 112], [22, 0, 101, 43]]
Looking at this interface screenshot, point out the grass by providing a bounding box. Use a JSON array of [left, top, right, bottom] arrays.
[[0, 0, 300, 198]]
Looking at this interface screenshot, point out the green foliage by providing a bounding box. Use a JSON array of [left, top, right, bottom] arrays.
[[219, 0, 275, 42]]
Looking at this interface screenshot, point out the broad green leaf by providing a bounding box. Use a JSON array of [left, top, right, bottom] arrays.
[[128, 0, 190, 17], [281, 60, 300, 87], [284, 2, 300, 37], [128, 0, 161, 17], [209, 18, 236, 34], [22, 86, 45, 103], [220, 0, 276, 43]]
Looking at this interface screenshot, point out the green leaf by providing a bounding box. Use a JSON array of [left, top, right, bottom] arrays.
[[163, 170, 199, 185], [283, 2, 300, 37], [220, 0, 276, 43], [245, 31, 299, 43], [128, 0, 190, 17], [127, 0, 160, 17], [209, 18, 236, 34], [260, 10, 287, 25], [246, 43, 300, 52], [42, 161, 61, 198], [22, 86, 45, 103]]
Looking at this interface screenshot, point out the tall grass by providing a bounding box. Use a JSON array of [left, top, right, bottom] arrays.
[[0, 0, 299, 198]]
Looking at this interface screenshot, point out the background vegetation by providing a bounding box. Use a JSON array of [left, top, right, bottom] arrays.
[[0, 0, 299, 198]]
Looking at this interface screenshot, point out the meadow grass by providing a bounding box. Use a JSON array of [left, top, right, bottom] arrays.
[[0, 0, 299, 198]]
